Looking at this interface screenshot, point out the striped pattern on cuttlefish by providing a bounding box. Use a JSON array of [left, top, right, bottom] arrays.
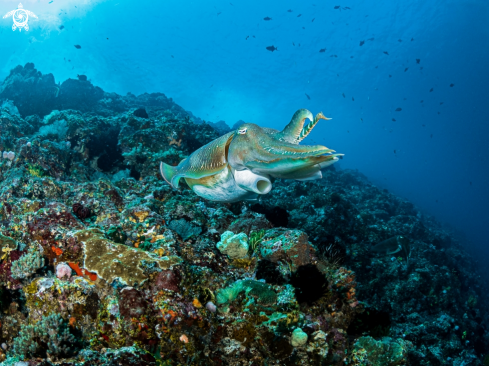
[[160, 109, 344, 202]]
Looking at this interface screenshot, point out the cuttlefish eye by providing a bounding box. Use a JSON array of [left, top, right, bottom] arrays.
[[237, 127, 247, 135]]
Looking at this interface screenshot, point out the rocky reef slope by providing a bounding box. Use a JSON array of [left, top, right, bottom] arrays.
[[0, 63, 486, 366]]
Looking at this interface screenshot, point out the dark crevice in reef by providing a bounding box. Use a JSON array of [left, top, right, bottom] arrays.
[[250, 203, 289, 228], [290, 264, 328, 305], [85, 125, 123, 172]]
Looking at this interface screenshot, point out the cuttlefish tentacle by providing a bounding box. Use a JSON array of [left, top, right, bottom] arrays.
[[275, 109, 313, 144], [160, 109, 343, 202], [298, 112, 332, 143]]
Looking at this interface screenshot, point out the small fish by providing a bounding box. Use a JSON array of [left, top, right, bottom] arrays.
[[319, 48, 326, 53], [420, 100, 423, 103], [302, 27, 305, 29], [430, 134, 433, 138], [440, 102, 444, 105], [392, 118, 396, 121], [375, 66, 378, 69], [312, 18, 315, 22], [287, 9, 293, 12], [411, 38, 414, 41], [171, 55, 174, 58], [398, 39, 402, 42], [404, 68, 408, 72], [383, 51, 389, 55], [344, 6, 350, 9], [297, 14, 302, 17], [217, 12, 221, 15], [342, 93, 345, 98], [74, 45, 81, 49], [334, 6, 340, 9], [429, 88, 433, 92], [266, 45, 277, 52], [450, 83, 454, 87], [395, 108, 402, 112], [246, 36, 249, 40], [59, 25, 64, 30], [330, 54, 337, 58], [264, 17, 272, 21], [389, 75, 392, 78], [371, 236, 409, 255], [394, 149, 396, 154], [361, 118, 363, 122], [359, 40, 365, 46], [305, 93, 311, 100], [292, 42, 295, 46], [416, 58, 420, 64], [367, 38, 374, 41], [352, 97, 355, 101]]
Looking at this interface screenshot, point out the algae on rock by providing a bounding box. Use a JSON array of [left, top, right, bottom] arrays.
[[76, 228, 182, 287]]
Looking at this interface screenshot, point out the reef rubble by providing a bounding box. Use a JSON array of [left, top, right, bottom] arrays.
[[0, 63, 486, 365]]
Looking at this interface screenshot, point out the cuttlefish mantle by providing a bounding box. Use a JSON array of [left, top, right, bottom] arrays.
[[160, 109, 343, 202]]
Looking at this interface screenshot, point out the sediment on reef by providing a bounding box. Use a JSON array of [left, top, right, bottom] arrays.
[[0, 63, 486, 366]]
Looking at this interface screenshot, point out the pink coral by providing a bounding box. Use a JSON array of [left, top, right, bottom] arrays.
[[56, 262, 72, 279]]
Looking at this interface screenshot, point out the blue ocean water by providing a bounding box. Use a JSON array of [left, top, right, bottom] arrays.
[[1, 0, 488, 275]]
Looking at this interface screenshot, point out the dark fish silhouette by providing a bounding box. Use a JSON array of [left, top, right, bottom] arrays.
[[416, 58, 420, 64], [395, 108, 402, 111], [420, 100, 423, 103], [266, 46, 277, 52], [404, 68, 408, 72], [312, 18, 315, 22], [287, 9, 293, 12], [392, 118, 396, 121], [305, 93, 311, 100], [367, 38, 374, 41], [359, 40, 365, 46], [77, 74, 87, 81], [342, 93, 345, 98], [59, 25, 64, 30], [394, 149, 396, 154], [319, 48, 326, 53], [429, 88, 433, 92], [398, 39, 402, 42], [352, 97, 355, 101], [411, 38, 414, 41], [334, 6, 340, 9], [74, 45, 81, 49], [450, 83, 454, 87], [383, 51, 389, 55], [264, 17, 272, 21], [330, 54, 338, 58], [389, 75, 392, 77], [344, 7, 350, 9], [297, 14, 301, 17], [440, 102, 444, 105], [371, 235, 410, 256], [246, 36, 249, 40]]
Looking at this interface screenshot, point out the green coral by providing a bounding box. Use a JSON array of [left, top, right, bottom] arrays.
[[26, 163, 46, 178], [248, 229, 266, 255], [216, 280, 277, 307], [350, 336, 410, 366], [11, 245, 43, 280], [10, 313, 78, 361]]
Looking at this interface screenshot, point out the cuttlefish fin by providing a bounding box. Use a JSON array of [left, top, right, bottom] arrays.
[[160, 162, 181, 188], [297, 112, 332, 142], [161, 131, 235, 189]]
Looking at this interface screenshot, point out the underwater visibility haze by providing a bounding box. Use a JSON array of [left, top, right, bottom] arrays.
[[0, 0, 487, 364]]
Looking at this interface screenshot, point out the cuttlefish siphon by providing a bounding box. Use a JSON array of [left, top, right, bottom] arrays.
[[160, 109, 343, 202]]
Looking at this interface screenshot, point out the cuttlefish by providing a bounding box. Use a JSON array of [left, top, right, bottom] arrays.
[[160, 109, 343, 202]]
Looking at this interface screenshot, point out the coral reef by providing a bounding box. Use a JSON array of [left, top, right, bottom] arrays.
[[0, 63, 486, 365]]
